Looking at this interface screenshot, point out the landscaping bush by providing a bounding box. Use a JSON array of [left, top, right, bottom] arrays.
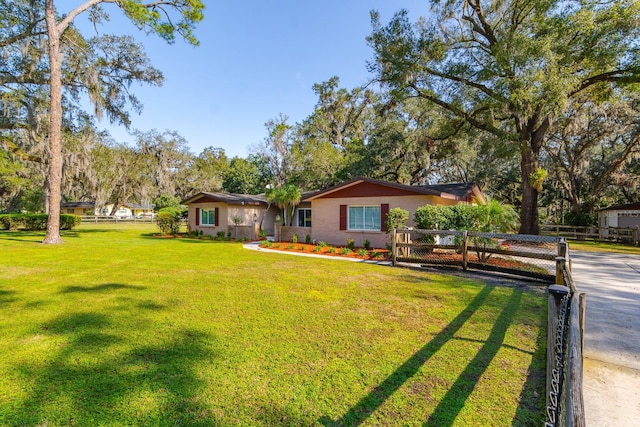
[[0, 213, 80, 231], [0, 213, 24, 230], [346, 238, 355, 250], [363, 239, 371, 250], [156, 207, 182, 235], [414, 205, 450, 230], [564, 211, 595, 226], [22, 214, 48, 230], [385, 207, 409, 232], [60, 214, 82, 230], [414, 202, 518, 233], [305, 234, 311, 244]]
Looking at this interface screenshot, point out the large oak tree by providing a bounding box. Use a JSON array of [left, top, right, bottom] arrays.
[[368, 0, 640, 234], [42, 0, 203, 243]]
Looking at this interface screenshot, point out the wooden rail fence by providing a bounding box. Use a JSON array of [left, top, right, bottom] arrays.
[[541, 224, 639, 245], [391, 229, 559, 282]]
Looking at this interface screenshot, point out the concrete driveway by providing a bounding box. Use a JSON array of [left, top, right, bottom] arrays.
[[570, 251, 640, 426]]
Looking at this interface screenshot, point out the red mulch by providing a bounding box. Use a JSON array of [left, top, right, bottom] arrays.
[[262, 242, 390, 260]]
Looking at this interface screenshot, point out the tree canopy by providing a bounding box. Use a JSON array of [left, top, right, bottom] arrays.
[[367, 0, 640, 233], [3, 0, 640, 233]]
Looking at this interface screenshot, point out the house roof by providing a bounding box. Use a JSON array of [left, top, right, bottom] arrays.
[[417, 182, 485, 204], [181, 178, 485, 206], [303, 177, 484, 202], [61, 201, 95, 208], [181, 192, 266, 206], [600, 202, 640, 212]]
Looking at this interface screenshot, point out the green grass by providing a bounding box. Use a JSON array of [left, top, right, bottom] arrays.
[[0, 224, 546, 426], [567, 239, 640, 255]]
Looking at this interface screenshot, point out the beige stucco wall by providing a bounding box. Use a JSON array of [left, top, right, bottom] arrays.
[[188, 202, 263, 239], [187, 202, 283, 239], [310, 194, 453, 248], [276, 226, 313, 243]]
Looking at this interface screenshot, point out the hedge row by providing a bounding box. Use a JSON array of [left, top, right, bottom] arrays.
[[0, 214, 82, 231]]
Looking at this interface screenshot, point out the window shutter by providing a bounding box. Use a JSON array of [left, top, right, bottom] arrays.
[[195, 208, 200, 226], [214, 207, 219, 226], [381, 204, 390, 232], [339, 205, 347, 230]]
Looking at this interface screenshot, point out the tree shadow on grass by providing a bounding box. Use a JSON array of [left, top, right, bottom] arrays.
[[0, 289, 17, 305], [59, 283, 145, 294], [8, 310, 220, 425], [319, 284, 495, 426], [0, 228, 111, 243], [511, 308, 547, 426], [423, 289, 523, 426], [60, 228, 114, 238], [0, 231, 46, 243], [139, 233, 243, 245]]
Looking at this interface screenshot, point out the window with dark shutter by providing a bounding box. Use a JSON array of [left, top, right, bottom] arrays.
[[339, 205, 347, 230], [195, 208, 200, 226], [381, 203, 390, 232], [214, 207, 219, 226]]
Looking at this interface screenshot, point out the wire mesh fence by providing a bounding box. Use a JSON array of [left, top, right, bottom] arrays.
[[393, 229, 562, 281]]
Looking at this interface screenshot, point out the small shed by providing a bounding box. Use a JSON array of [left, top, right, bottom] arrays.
[[599, 202, 640, 228]]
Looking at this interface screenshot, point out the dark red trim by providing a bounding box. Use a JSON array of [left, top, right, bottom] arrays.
[[381, 203, 389, 232]]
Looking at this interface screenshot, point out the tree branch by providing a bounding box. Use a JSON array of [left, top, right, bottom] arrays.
[[408, 83, 510, 139], [570, 69, 640, 97]]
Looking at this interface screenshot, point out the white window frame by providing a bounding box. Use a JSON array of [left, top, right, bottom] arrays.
[[200, 209, 216, 226], [348, 205, 381, 231]]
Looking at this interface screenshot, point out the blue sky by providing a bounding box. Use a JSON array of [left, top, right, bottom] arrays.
[[79, 1, 425, 158]]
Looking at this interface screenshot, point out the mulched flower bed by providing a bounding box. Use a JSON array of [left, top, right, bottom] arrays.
[[260, 242, 390, 260], [399, 249, 551, 274]]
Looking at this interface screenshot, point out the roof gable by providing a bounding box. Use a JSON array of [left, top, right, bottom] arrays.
[[181, 192, 266, 206], [307, 180, 433, 199], [304, 177, 458, 201]]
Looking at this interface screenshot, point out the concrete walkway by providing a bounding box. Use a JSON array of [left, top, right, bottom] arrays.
[[570, 251, 640, 426]]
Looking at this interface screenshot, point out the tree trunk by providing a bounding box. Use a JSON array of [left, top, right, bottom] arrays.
[[42, 0, 63, 244], [519, 146, 540, 235]]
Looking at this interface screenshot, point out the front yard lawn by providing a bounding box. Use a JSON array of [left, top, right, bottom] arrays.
[[0, 224, 545, 426], [567, 239, 640, 255]]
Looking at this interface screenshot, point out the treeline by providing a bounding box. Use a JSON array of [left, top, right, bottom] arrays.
[[2, 0, 640, 232]]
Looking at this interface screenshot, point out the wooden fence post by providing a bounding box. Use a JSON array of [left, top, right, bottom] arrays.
[[556, 241, 568, 285], [404, 231, 410, 258], [392, 228, 397, 265], [565, 292, 586, 427], [462, 230, 468, 271], [556, 257, 566, 286]]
